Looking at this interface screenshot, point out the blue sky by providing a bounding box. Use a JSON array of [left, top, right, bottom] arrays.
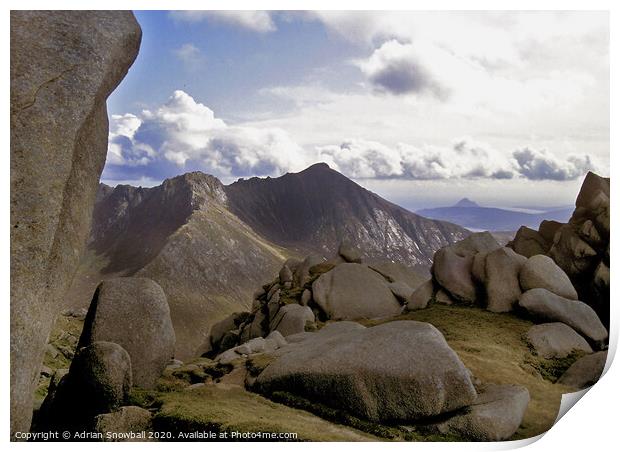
[[105, 11, 609, 209]]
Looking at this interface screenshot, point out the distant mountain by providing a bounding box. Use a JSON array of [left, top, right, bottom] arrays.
[[66, 163, 468, 358], [417, 201, 573, 232], [454, 198, 479, 208]]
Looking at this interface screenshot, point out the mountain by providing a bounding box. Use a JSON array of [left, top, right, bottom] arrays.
[[226, 163, 468, 264], [65, 163, 468, 358], [454, 198, 479, 208], [417, 200, 573, 232]]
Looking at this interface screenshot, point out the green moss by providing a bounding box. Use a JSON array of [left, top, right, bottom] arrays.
[[525, 350, 587, 383], [268, 391, 458, 441], [152, 385, 377, 441]]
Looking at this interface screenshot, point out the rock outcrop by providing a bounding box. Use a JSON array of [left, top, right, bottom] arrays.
[[254, 321, 477, 422], [78, 277, 175, 388], [519, 255, 578, 300], [10, 11, 141, 435]]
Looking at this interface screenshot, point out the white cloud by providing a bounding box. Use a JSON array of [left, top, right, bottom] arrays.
[[173, 43, 205, 68], [170, 10, 276, 33], [106, 91, 310, 180], [512, 148, 599, 181]]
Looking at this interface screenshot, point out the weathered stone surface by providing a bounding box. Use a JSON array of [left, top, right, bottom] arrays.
[[471, 252, 488, 284], [484, 248, 526, 313], [312, 263, 402, 319], [78, 277, 175, 388], [10, 11, 141, 435], [279, 264, 293, 284], [255, 321, 477, 422], [94, 406, 153, 442], [388, 281, 415, 304], [293, 255, 324, 288], [338, 241, 362, 263], [435, 288, 454, 305], [509, 226, 549, 258], [406, 280, 433, 311], [518, 289, 607, 345], [366, 259, 427, 289], [451, 232, 501, 257], [300, 289, 312, 306], [519, 255, 578, 300], [538, 220, 563, 244], [198, 311, 249, 356], [269, 304, 315, 337], [433, 247, 476, 303], [575, 172, 610, 209], [429, 384, 530, 441], [40, 342, 132, 431], [525, 323, 592, 359], [557, 351, 607, 389], [549, 225, 598, 279]]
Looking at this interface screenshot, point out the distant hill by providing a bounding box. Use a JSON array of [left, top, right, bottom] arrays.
[[417, 200, 573, 232]]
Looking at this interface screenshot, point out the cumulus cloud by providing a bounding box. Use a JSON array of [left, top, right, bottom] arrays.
[[170, 10, 276, 33], [358, 40, 447, 97], [174, 43, 204, 66], [512, 148, 598, 181], [105, 91, 598, 185], [104, 90, 310, 182], [318, 138, 515, 180]]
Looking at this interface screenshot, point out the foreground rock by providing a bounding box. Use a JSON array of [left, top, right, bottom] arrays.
[[254, 321, 477, 422], [428, 384, 530, 441], [10, 11, 141, 435], [432, 248, 477, 303], [78, 277, 175, 388], [557, 351, 607, 389], [519, 255, 578, 300], [312, 263, 402, 319], [518, 289, 607, 346], [39, 342, 132, 431], [525, 323, 592, 359], [93, 406, 153, 441]]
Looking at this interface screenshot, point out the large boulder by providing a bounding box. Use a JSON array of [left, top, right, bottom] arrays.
[[293, 254, 324, 288], [311, 263, 402, 319], [366, 259, 427, 289], [10, 11, 141, 434], [40, 342, 132, 431], [432, 247, 477, 303], [519, 255, 578, 300], [575, 172, 610, 209], [548, 226, 598, 278], [518, 289, 607, 346], [557, 351, 607, 389], [254, 321, 477, 422], [78, 277, 175, 388], [525, 323, 592, 359], [269, 304, 315, 337], [429, 384, 530, 441], [484, 247, 526, 312]]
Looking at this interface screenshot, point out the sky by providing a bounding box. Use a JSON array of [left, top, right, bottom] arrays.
[[104, 10, 609, 210]]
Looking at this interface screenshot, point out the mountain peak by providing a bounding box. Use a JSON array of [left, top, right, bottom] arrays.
[[454, 198, 479, 208]]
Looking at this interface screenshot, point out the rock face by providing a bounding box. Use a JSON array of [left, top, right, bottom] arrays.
[[312, 263, 403, 319], [40, 342, 132, 431], [78, 278, 175, 388], [10, 11, 141, 435], [518, 289, 607, 345], [519, 255, 578, 300], [429, 384, 530, 441], [509, 226, 550, 258], [254, 321, 477, 422], [525, 323, 592, 359], [557, 351, 607, 389], [407, 280, 434, 311]]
